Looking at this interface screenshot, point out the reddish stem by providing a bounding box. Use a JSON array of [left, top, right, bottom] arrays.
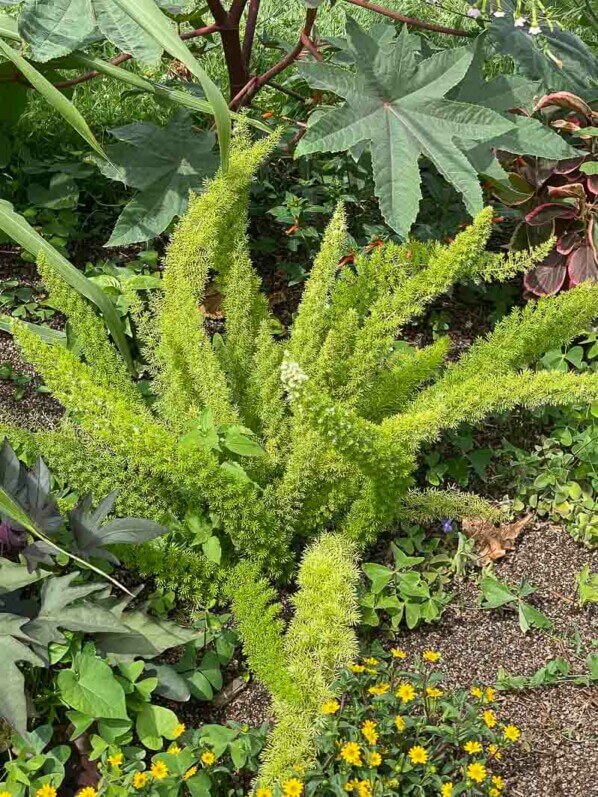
[[242, 0, 261, 68], [342, 0, 475, 37], [300, 31, 322, 62], [233, 8, 317, 109]]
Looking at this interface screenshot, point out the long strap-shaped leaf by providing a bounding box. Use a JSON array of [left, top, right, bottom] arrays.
[[71, 53, 270, 133], [0, 201, 135, 375], [112, 0, 231, 171], [0, 314, 67, 346], [0, 38, 105, 159]]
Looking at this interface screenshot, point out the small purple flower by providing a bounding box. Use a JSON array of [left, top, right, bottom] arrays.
[[441, 518, 454, 533]]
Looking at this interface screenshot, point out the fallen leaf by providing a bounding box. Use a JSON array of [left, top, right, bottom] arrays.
[[199, 283, 224, 319], [462, 514, 532, 564]]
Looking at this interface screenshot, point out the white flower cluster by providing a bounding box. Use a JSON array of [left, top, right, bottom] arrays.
[[280, 354, 309, 399]]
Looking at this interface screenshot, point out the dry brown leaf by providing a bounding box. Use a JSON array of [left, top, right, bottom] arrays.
[[462, 514, 532, 565], [199, 283, 224, 319]]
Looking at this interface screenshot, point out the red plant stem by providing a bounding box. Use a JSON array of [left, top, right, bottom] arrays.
[[206, 0, 248, 99], [300, 31, 322, 62], [233, 8, 318, 109], [342, 0, 475, 37], [242, 0, 261, 68]]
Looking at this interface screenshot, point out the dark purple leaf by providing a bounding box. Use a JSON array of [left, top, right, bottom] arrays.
[[587, 175, 598, 195], [523, 250, 567, 296], [554, 156, 586, 175], [0, 521, 26, 555], [547, 183, 585, 200], [568, 245, 598, 286], [525, 203, 578, 226], [557, 231, 582, 255]]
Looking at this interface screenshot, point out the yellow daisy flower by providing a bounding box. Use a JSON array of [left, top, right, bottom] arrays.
[[183, 767, 198, 781], [470, 686, 483, 699], [172, 723, 186, 738], [390, 648, 406, 659], [107, 752, 123, 767], [361, 720, 378, 745], [394, 715, 406, 731], [282, 778, 303, 797], [482, 709, 496, 728], [343, 779, 360, 792], [368, 683, 390, 696], [349, 664, 366, 673], [256, 789, 272, 797], [35, 788, 57, 797], [0, 792, 11, 797], [201, 751, 216, 766], [441, 784, 453, 797], [340, 741, 363, 766], [396, 683, 416, 703], [132, 772, 149, 789], [466, 762, 487, 783], [463, 741, 483, 754], [369, 752, 382, 767], [485, 687, 497, 702], [363, 657, 378, 666], [408, 745, 428, 764], [489, 790, 500, 797], [357, 781, 371, 797], [488, 743, 502, 760], [492, 775, 505, 790], [78, 789, 97, 797], [422, 650, 441, 663], [167, 743, 181, 754], [151, 761, 168, 780], [322, 699, 341, 714], [503, 724, 521, 742], [426, 686, 443, 698]]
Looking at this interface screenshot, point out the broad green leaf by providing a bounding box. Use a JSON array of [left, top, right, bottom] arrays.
[[188, 670, 213, 701], [202, 535, 221, 565], [18, 0, 95, 61], [454, 43, 577, 166], [0, 616, 45, 736], [57, 648, 128, 720], [480, 575, 517, 608], [0, 558, 49, 594], [297, 19, 513, 237], [223, 428, 265, 458], [0, 485, 37, 532], [362, 562, 394, 594], [111, 0, 231, 171], [95, 607, 200, 659], [92, 0, 162, 63], [98, 111, 218, 245], [24, 572, 127, 658], [518, 601, 552, 634], [0, 201, 134, 373], [136, 704, 179, 750], [580, 162, 598, 176]]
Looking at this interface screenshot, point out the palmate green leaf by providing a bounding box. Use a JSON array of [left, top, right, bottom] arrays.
[[296, 20, 514, 238], [0, 615, 45, 736], [0, 200, 135, 373], [18, 0, 161, 64], [0, 38, 105, 158], [98, 110, 219, 245], [453, 38, 578, 178], [112, 0, 231, 171]]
